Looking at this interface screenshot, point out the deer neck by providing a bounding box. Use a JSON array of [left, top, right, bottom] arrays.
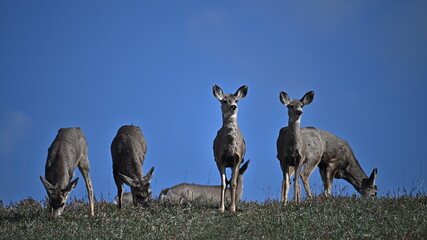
[[223, 114, 238, 126], [222, 115, 240, 134], [341, 160, 368, 193], [286, 119, 302, 148]]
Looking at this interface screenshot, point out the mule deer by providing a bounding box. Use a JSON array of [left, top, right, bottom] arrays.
[[40, 127, 94, 217], [111, 125, 155, 208], [113, 192, 133, 206], [277, 91, 378, 204], [159, 160, 250, 203], [213, 85, 248, 212]]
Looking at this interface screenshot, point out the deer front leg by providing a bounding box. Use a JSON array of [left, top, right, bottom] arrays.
[[293, 155, 303, 203], [78, 160, 95, 216], [281, 162, 292, 204], [132, 191, 138, 207], [217, 164, 226, 213], [229, 164, 239, 212]]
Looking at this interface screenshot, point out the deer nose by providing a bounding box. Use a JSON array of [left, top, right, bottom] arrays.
[[230, 105, 237, 111], [296, 110, 303, 115]]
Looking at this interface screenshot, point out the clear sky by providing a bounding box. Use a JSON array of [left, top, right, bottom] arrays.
[[1, 1, 426, 204]]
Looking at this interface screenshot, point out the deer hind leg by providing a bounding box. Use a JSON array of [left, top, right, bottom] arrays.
[[78, 156, 94, 216], [217, 163, 226, 213], [300, 159, 320, 199], [113, 173, 124, 209], [319, 162, 335, 196]]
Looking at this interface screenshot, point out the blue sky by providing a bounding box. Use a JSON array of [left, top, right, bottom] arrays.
[[1, 1, 426, 204]]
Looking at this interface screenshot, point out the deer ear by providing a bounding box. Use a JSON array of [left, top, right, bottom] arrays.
[[64, 178, 79, 192], [144, 167, 155, 182], [213, 85, 224, 101], [279, 92, 291, 106], [119, 173, 138, 188], [301, 91, 314, 106], [368, 168, 377, 185], [40, 176, 54, 191], [234, 85, 248, 101]]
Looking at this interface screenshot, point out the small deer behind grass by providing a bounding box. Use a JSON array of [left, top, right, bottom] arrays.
[[111, 125, 155, 208], [40, 127, 94, 217], [277, 91, 378, 204]]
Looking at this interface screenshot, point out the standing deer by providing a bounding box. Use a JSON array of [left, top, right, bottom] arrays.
[[213, 85, 248, 212], [111, 125, 155, 208], [277, 91, 378, 204], [159, 160, 250, 203], [40, 127, 94, 217]]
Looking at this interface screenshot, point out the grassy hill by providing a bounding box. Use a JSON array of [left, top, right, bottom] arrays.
[[1, 196, 426, 239]]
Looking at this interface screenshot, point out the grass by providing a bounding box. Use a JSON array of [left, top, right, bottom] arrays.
[[0, 196, 426, 239]]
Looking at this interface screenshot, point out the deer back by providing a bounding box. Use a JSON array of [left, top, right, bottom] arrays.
[[111, 125, 147, 181], [44, 127, 87, 188]]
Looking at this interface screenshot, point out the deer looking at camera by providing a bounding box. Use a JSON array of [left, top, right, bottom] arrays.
[[213, 85, 248, 212], [159, 160, 250, 203], [277, 91, 378, 204], [111, 125, 155, 208], [40, 127, 95, 217]]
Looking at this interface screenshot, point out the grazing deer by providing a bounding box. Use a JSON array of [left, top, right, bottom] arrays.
[[277, 91, 378, 204], [213, 85, 248, 212], [159, 160, 250, 203], [40, 127, 94, 217], [113, 192, 133, 206], [111, 125, 155, 208]]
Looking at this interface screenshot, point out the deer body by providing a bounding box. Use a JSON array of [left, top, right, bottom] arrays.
[[111, 125, 154, 208], [40, 127, 94, 217], [159, 161, 249, 203], [213, 85, 248, 212], [277, 91, 377, 204]]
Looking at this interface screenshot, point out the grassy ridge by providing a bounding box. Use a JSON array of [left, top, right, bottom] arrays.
[[1, 196, 426, 239]]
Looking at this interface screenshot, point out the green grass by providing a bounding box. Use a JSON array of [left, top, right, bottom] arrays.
[[1, 196, 426, 239]]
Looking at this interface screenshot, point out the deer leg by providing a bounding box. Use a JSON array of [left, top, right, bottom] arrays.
[[217, 163, 226, 213], [114, 174, 124, 209], [300, 159, 320, 199], [281, 162, 292, 204], [229, 164, 239, 212], [131, 191, 138, 207], [319, 165, 329, 196], [78, 158, 94, 216], [326, 165, 335, 196], [294, 156, 303, 204], [320, 163, 335, 196]]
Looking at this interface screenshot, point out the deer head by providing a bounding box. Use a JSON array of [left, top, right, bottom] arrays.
[[213, 85, 248, 120], [119, 166, 154, 206], [280, 91, 314, 122], [40, 176, 78, 217], [360, 168, 378, 196]]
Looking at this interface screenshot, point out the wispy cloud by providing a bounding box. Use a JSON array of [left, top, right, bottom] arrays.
[[0, 111, 31, 155]]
